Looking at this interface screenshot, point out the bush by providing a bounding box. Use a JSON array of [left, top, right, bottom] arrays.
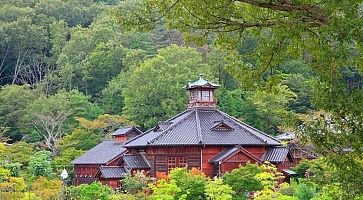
[[223, 162, 263, 199], [65, 182, 114, 200], [28, 151, 53, 178], [205, 178, 234, 200], [169, 167, 207, 200], [279, 182, 295, 196], [149, 179, 181, 200], [295, 182, 317, 200], [122, 170, 150, 194], [31, 177, 62, 200]]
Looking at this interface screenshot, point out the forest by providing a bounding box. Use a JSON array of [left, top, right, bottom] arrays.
[[0, 0, 362, 199]]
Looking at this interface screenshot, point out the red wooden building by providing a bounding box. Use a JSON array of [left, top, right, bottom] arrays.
[[71, 126, 147, 188], [123, 75, 294, 177], [72, 75, 295, 188]]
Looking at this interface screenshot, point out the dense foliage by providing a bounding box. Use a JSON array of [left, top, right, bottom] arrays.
[[0, 0, 361, 199]]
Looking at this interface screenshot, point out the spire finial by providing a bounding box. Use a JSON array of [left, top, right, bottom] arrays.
[[199, 74, 204, 80]]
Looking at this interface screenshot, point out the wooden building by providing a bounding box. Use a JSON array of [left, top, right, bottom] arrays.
[[72, 75, 296, 188], [71, 126, 146, 188], [123, 75, 295, 177]]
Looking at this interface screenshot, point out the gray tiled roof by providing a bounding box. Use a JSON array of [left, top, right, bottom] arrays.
[[112, 126, 141, 136], [123, 154, 151, 169], [125, 108, 280, 147], [209, 146, 239, 163], [98, 166, 127, 178], [262, 147, 290, 163], [209, 145, 262, 164], [71, 140, 126, 164]]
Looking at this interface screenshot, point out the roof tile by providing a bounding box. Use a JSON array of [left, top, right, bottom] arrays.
[[125, 108, 280, 147], [71, 140, 126, 164]]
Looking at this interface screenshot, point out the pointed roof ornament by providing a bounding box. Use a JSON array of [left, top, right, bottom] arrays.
[[187, 74, 220, 90]]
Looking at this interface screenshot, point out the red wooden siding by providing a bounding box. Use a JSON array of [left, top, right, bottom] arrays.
[[202, 146, 225, 177], [98, 178, 121, 189], [220, 151, 259, 174], [73, 164, 100, 186], [144, 147, 201, 176], [244, 146, 266, 158], [73, 156, 122, 186]]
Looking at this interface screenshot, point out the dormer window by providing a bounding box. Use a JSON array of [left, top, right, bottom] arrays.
[[211, 121, 234, 131]]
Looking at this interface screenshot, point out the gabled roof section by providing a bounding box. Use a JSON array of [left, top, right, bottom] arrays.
[[124, 108, 281, 147], [211, 120, 234, 131], [112, 126, 142, 136], [96, 166, 127, 179], [122, 154, 151, 169], [209, 146, 262, 164], [71, 140, 127, 164], [262, 146, 294, 163], [187, 75, 220, 89]]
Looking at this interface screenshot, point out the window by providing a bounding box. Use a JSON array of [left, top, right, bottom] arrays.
[[168, 157, 177, 172], [202, 91, 210, 101], [190, 91, 198, 100], [168, 157, 188, 172], [179, 157, 187, 167]]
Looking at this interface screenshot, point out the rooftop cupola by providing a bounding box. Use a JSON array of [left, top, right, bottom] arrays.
[[186, 75, 220, 108]]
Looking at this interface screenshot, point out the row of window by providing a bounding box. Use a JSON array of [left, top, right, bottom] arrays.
[[167, 157, 187, 172], [190, 91, 213, 101]]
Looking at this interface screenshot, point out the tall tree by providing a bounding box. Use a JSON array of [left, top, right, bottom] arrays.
[[0, 85, 36, 141], [23, 90, 103, 154], [123, 45, 214, 129], [116, 1, 363, 197]]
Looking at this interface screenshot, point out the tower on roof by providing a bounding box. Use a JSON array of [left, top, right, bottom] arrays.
[[186, 74, 220, 108]]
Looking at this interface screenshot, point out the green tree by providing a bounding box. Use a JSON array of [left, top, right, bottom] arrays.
[[117, 1, 363, 197], [0, 85, 36, 141], [3, 142, 34, 167], [223, 163, 263, 200], [122, 171, 150, 194], [79, 182, 114, 200], [3, 162, 22, 177], [149, 179, 182, 200], [205, 178, 234, 200], [123, 45, 213, 129], [56, 14, 125, 95], [57, 128, 103, 152], [169, 167, 207, 200], [28, 151, 53, 178], [23, 90, 103, 153], [31, 176, 62, 200]]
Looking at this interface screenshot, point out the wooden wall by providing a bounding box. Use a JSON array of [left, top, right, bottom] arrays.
[[201, 146, 225, 177], [202, 146, 266, 177], [144, 147, 201, 176], [98, 178, 121, 189], [73, 164, 100, 186], [73, 156, 122, 186]]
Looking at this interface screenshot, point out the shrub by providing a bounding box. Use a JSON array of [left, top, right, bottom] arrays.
[[149, 179, 181, 200], [80, 182, 113, 200], [223, 162, 263, 199], [31, 177, 62, 200], [205, 178, 234, 200], [169, 167, 207, 200], [122, 170, 150, 194]]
